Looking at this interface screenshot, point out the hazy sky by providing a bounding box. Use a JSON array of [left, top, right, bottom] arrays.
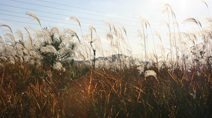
[[0, 0, 211, 58]]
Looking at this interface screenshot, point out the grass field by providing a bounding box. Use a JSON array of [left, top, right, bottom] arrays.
[[0, 3, 212, 118]]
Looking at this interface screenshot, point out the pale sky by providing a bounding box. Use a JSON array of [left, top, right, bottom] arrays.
[[0, 0, 211, 59]]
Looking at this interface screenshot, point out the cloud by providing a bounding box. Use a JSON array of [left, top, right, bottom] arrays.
[[57, 23, 64, 26], [65, 17, 70, 21]]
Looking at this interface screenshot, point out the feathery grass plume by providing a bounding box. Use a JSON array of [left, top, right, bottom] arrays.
[[0, 36, 6, 48], [139, 16, 151, 28], [25, 26, 39, 39], [181, 32, 197, 45], [138, 42, 144, 48], [201, 27, 211, 58], [173, 21, 180, 31], [189, 89, 196, 99], [94, 35, 104, 56], [0, 36, 5, 46], [182, 17, 202, 30], [160, 20, 170, 29], [120, 23, 130, 49], [65, 28, 80, 42], [89, 24, 96, 33], [30, 50, 40, 59], [161, 3, 175, 18], [0, 36, 6, 56], [170, 32, 177, 46], [59, 47, 75, 56], [154, 31, 162, 42], [39, 30, 52, 43], [202, 27, 212, 41], [25, 26, 42, 49], [0, 24, 13, 33], [139, 15, 151, 38], [173, 21, 181, 45], [200, 0, 208, 8], [93, 41, 101, 52], [26, 12, 42, 28], [24, 27, 33, 46], [5, 33, 15, 45], [70, 16, 83, 35], [40, 45, 58, 54], [112, 24, 118, 37], [14, 43, 24, 51], [93, 34, 101, 44], [23, 55, 30, 62], [158, 44, 165, 52], [204, 15, 212, 23], [33, 38, 43, 49], [82, 33, 89, 42], [161, 3, 169, 13], [116, 27, 126, 43], [106, 30, 113, 40], [50, 27, 59, 35], [53, 61, 63, 70], [139, 16, 152, 62], [77, 42, 89, 59], [138, 16, 148, 62], [89, 24, 96, 39], [120, 23, 127, 37], [102, 19, 112, 31], [6, 46, 16, 57], [178, 42, 188, 51], [137, 30, 143, 39], [88, 24, 97, 69], [160, 4, 177, 63], [59, 29, 65, 36], [15, 29, 24, 42], [23, 40, 32, 51], [70, 16, 81, 27], [118, 29, 127, 45], [60, 35, 71, 44]]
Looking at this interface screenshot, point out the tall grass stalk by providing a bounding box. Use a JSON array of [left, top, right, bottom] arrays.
[[1, 5, 212, 117]]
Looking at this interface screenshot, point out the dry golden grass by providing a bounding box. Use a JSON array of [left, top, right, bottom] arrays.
[[1, 2, 212, 117]]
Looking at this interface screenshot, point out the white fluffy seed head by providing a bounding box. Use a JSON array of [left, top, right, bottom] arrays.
[[16, 50, 23, 57], [53, 62, 63, 70], [29, 59, 35, 65], [30, 50, 38, 57], [50, 27, 59, 35], [59, 47, 74, 56], [23, 56, 31, 62], [144, 70, 158, 81], [6, 46, 16, 57], [15, 28, 24, 42], [0, 36, 5, 46], [26, 12, 41, 27], [5, 33, 15, 45], [70, 16, 81, 27], [40, 45, 58, 54], [189, 90, 196, 99], [14, 43, 24, 50]]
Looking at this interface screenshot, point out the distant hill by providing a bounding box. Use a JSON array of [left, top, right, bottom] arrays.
[[75, 54, 132, 64], [74, 54, 151, 70]]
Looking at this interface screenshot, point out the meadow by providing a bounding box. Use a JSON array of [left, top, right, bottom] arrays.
[[0, 3, 212, 118]]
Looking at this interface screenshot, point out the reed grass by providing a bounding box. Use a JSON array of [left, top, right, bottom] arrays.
[[1, 2, 212, 118]]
